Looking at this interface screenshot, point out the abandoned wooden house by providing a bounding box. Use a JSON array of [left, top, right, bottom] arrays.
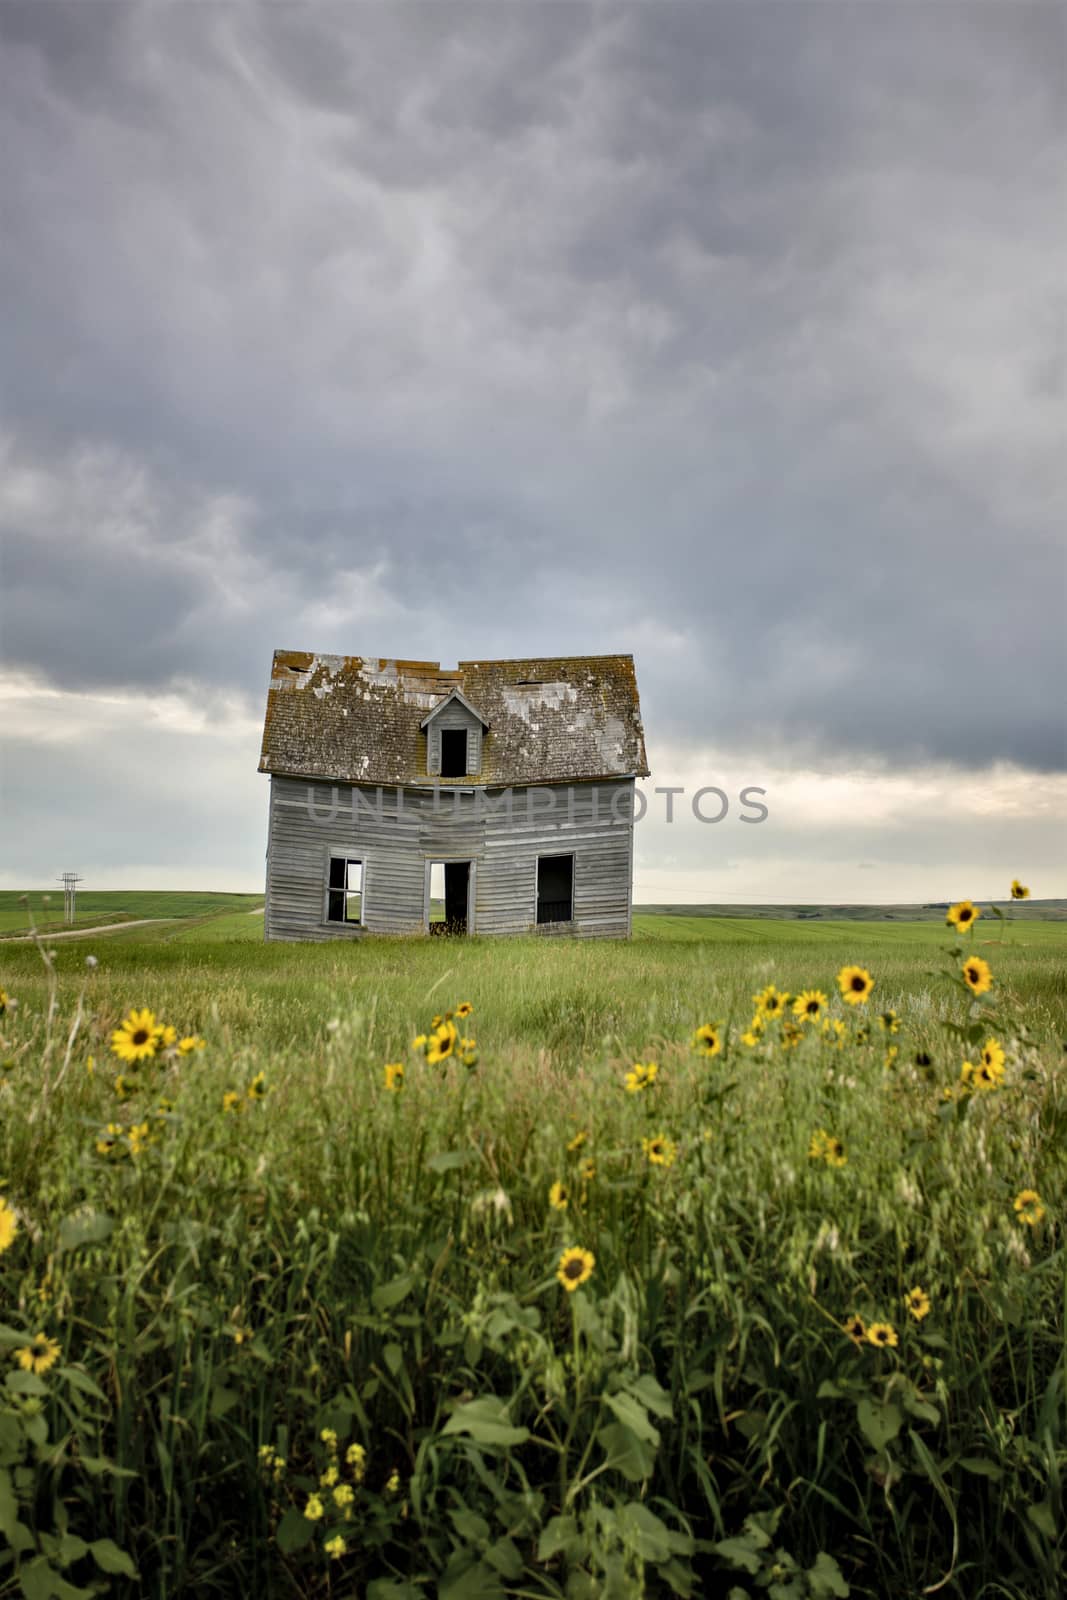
[[258, 652, 649, 940]]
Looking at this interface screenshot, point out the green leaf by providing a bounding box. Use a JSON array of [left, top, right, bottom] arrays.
[[1026, 1501, 1056, 1541], [537, 1515, 578, 1561], [383, 1342, 405, 1376], [437, 1558, 506, 1599], [596, 1421, 656, 1483], [89, 1539, 137, 1577], [209, 1383, 239, 1419], [57, 1209, 114, 1253], [6, 1371, 47, 1398], [856, 1396, 903, 1452], [442, 1397, 529, 1448], [55, 1368, 107, 1403], [807, 1551, 850, 1597], [625, 1372, 674, 1420], [372, 1275, 417, 1314], [76, 1453, 136, 1479], [367, 1584, 423, 1600], [958, 1456, 1003, 1480], [427, 1150, 477, 1173], [712, 1536, 763, 1576], [276, 1506, 317, 1554], [483, 1538, 523, 1579], [603, 1392, 660, 1446]]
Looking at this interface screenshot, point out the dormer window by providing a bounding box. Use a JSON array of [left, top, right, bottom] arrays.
[[440, 728, 468, 777], [421, 689, 489, 778]]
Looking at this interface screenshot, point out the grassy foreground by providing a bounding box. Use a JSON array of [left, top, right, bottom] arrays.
[[1, 916, 1065, 1599]]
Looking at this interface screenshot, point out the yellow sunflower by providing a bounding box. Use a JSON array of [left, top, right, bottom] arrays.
[[110, 1008, 164, 1064], [691, 1023, 723, 1058], [383, 1062, 404, 1092], [1010, 880, 1030, 900], [865, 1322, 898, 1349], [426, 1021, 457, 1065], [741, 1017, 765, 1047], [946, 900, 980, 933], [178, 1035, 206, 1055], [567, 1129, 589, 1153], [0, 1197, 18, 1254], [557, 1246, 595, 1292], [903, 1286, 931, 1322], [222, 1091, 242, 1114], [837, 967, 874, 1006], [455, 1002, 474, 1018], [0, 988, 9, 1015], [878, 1010, 901, 1035], [548, 1181, 569, 1211], [793, 990, 828, 1024], [15, 1332, 61, 1376], [981, 1038, 1005, 1074], [842, 1314, 866, 1343], [1013, 1189, 1045, 1227], [642, 1133, 677, 1168], [246, 1072, 267, 1101], [753, 985, 788, 1018], [962, 956, 993, 997]]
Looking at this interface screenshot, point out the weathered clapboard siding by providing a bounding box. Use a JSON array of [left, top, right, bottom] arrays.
[[264, 775, 635, 941]]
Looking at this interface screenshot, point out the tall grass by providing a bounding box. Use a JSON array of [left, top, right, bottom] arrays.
[[0, 923, 1064, 1598]]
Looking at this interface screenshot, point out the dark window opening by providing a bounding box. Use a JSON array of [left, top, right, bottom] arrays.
[[537, 854, 573, 924], [440, 728, 468, 777], [429, 860, 470, 934], [327, 857, 363, 924]]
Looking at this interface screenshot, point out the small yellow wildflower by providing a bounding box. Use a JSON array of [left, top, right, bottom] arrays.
[[320, 1427, 338, 1449], [385, 1470, 400, 1494], [962, 956, 993, 996], [455, 1002, 474, 1018], [548, 1181, 569, 1211], [557, 1246, 595, 1292], [178, 1035, 206, 1055], [878, 1010, 901, 1034], [247, 1072, 267, 1102], [0, 1197, 18, 1254], [110, 1008, 164, 1064], [843, 1314, 866, 1343], [865, 1322, 898, 1349], [1013, 1189, 1045, 1227], [642, 1133, 677, 1168], [325, 1534, 346, 1560], [981, 1038, 1006, 1074], [86, 1055, 95, 1076], [579, 1158, 596, 1183], [346, 1442, 367, 1478], [780, 1021, 803, 1051], [884, 1045, 899, 1069], [425, 1022, 457, 1065], [793, 990, 828, 1023], [15, 1333, 61, 1376], [222, 1091, 242, 1114], [822, 1018, 847, 1049], [0, 989, 8, 1015], [691, 1023, 723, 1058], [1010, 879, 1030, 900], [904, 1286, 931, 1321], [411, 1034, 427, 1050], [837, 966, 874, 1006], [303, 1493, 325, 1521], [333, 1482, 354, 1508], [946, 900, 980, 934], [741, 1017, 765, 1047], [160, 1025, 177, 1049], [383, 1062, 405, 1092], [624, 1062, 658, 1093], [127, 1121, 151, 1157], [567, 1129, 589, 1153]]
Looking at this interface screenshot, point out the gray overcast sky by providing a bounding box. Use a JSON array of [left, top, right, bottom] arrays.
[[1, 1, 1064, 900]]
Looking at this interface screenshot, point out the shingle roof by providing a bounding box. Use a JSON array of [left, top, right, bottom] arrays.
[[259, 652, 649, 786]]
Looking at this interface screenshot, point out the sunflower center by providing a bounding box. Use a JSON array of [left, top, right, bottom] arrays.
[[564, 1259, 584, 1280], [132, 1029, 150, 1045], [806, 1001, 819, 1014], [851, 976, 865, 991]]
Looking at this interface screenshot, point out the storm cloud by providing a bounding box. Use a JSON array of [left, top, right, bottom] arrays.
[[1, 1, 1064, 892]]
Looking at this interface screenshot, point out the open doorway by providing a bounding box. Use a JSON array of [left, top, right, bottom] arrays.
[[537, 854, 574, 924], [427, 860, 472, 934]]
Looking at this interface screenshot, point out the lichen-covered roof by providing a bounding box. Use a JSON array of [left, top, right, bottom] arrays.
[[259, 652, 649, 786]]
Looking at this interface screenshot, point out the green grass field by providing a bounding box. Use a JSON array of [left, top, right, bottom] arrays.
[[1, 907, 1064, 1599]]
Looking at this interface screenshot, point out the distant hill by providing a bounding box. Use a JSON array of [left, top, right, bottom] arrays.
[[635, 900, 1067, 922]]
